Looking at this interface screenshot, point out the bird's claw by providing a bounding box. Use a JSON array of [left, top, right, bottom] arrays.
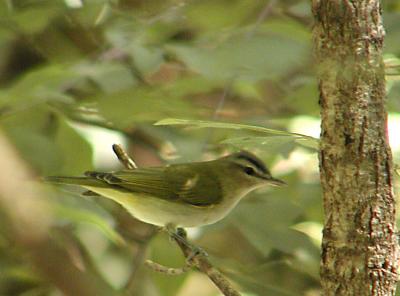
[[165, 225, 208, 261], [186, 245, 208, 263]]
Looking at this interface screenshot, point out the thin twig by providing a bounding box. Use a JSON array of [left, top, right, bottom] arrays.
[[201, 78, 234, 151], [246, 0, 277, 39], [110, 145, 242, 296], [201, 1, 277, 153], [145, 259, 191, 275], [112, 144, 138, 169]]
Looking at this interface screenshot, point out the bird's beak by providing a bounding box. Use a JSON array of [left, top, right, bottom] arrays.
[[267, 177, 287, 187]]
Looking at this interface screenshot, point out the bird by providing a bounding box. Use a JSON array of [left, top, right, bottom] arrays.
[[45, 151, 285, 228]]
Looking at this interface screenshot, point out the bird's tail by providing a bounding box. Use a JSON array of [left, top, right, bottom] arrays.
[[44, 176, 107, 188]]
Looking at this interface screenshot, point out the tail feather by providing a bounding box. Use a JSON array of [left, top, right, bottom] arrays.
[[44, 176, 107, 188]]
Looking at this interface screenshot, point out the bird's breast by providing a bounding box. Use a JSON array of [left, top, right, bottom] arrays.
[[83, 185, 242, 228]]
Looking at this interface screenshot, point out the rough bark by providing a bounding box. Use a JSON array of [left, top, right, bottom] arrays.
[[312, 1, 399, 295]]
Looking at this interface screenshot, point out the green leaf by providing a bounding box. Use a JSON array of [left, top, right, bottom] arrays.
[[75, 61, 138, 94], [185, 0, 259, 30], [167, 30, 309, 82], [3, 5, 63, 34], [155, 118, 319, 149], [1, 106, 61, 174], [97, 78, 219, 126], [53, 116, 93, 175], [257, 19, 311, 44], [155, 118, 291, 135], [1, 107, 92, 175], [294, 137, 320, 150], [231, 197, 306, 254], [222, 136, 296, 157], [128, 40, 164, 75], [0, 64, 76, 110], [97, 90, 197, 126], [54, 204, 126, 246]]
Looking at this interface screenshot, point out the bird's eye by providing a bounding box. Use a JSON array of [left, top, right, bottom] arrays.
[[244, 166, 255, 176]]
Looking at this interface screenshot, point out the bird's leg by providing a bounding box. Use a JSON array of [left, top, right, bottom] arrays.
[[145, 226, 209, 276], [165, 224, 208, 261], [165, 224, 188, 246], [177, 228, 209, 262]]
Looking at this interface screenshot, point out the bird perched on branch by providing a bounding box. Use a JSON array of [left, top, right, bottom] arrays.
[[46, 151, 285, 228]]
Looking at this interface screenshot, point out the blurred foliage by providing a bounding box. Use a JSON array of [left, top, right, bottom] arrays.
[[0, 0, 399, 295]]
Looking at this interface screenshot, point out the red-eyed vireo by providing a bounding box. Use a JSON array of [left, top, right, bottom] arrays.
[[46, 151, 285, 228]]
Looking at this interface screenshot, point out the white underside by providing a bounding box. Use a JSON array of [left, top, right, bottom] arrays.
[[83, 186, 243, 228]]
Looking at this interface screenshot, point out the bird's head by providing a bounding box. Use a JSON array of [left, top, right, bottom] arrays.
[[219, 151, 286, 193]]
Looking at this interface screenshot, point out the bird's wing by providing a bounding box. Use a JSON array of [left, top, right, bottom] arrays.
[[88, 165, 223, 207], [166, 164, 223, 206], [85, 168, 172, 199]]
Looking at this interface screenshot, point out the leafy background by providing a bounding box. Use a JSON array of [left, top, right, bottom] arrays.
[[0, 0, 399, 295]]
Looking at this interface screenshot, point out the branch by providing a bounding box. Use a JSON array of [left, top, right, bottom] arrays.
[[112, 144, 138, 169], [173, 228, 242, 296], [144, 259, 191, 275], [111, 144, 242, 296]]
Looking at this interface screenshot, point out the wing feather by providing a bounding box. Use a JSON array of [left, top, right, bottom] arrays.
[[91, 165, 223, 206]]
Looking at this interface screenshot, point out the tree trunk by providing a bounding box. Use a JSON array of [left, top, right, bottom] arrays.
[[312, 1, 399, 295]]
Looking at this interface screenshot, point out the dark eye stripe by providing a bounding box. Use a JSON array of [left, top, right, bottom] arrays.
[[235, 163, 266, 180], [236, 152, 268, 174]]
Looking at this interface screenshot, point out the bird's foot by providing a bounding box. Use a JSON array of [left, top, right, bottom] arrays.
[[165, 225, 208, 261]]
